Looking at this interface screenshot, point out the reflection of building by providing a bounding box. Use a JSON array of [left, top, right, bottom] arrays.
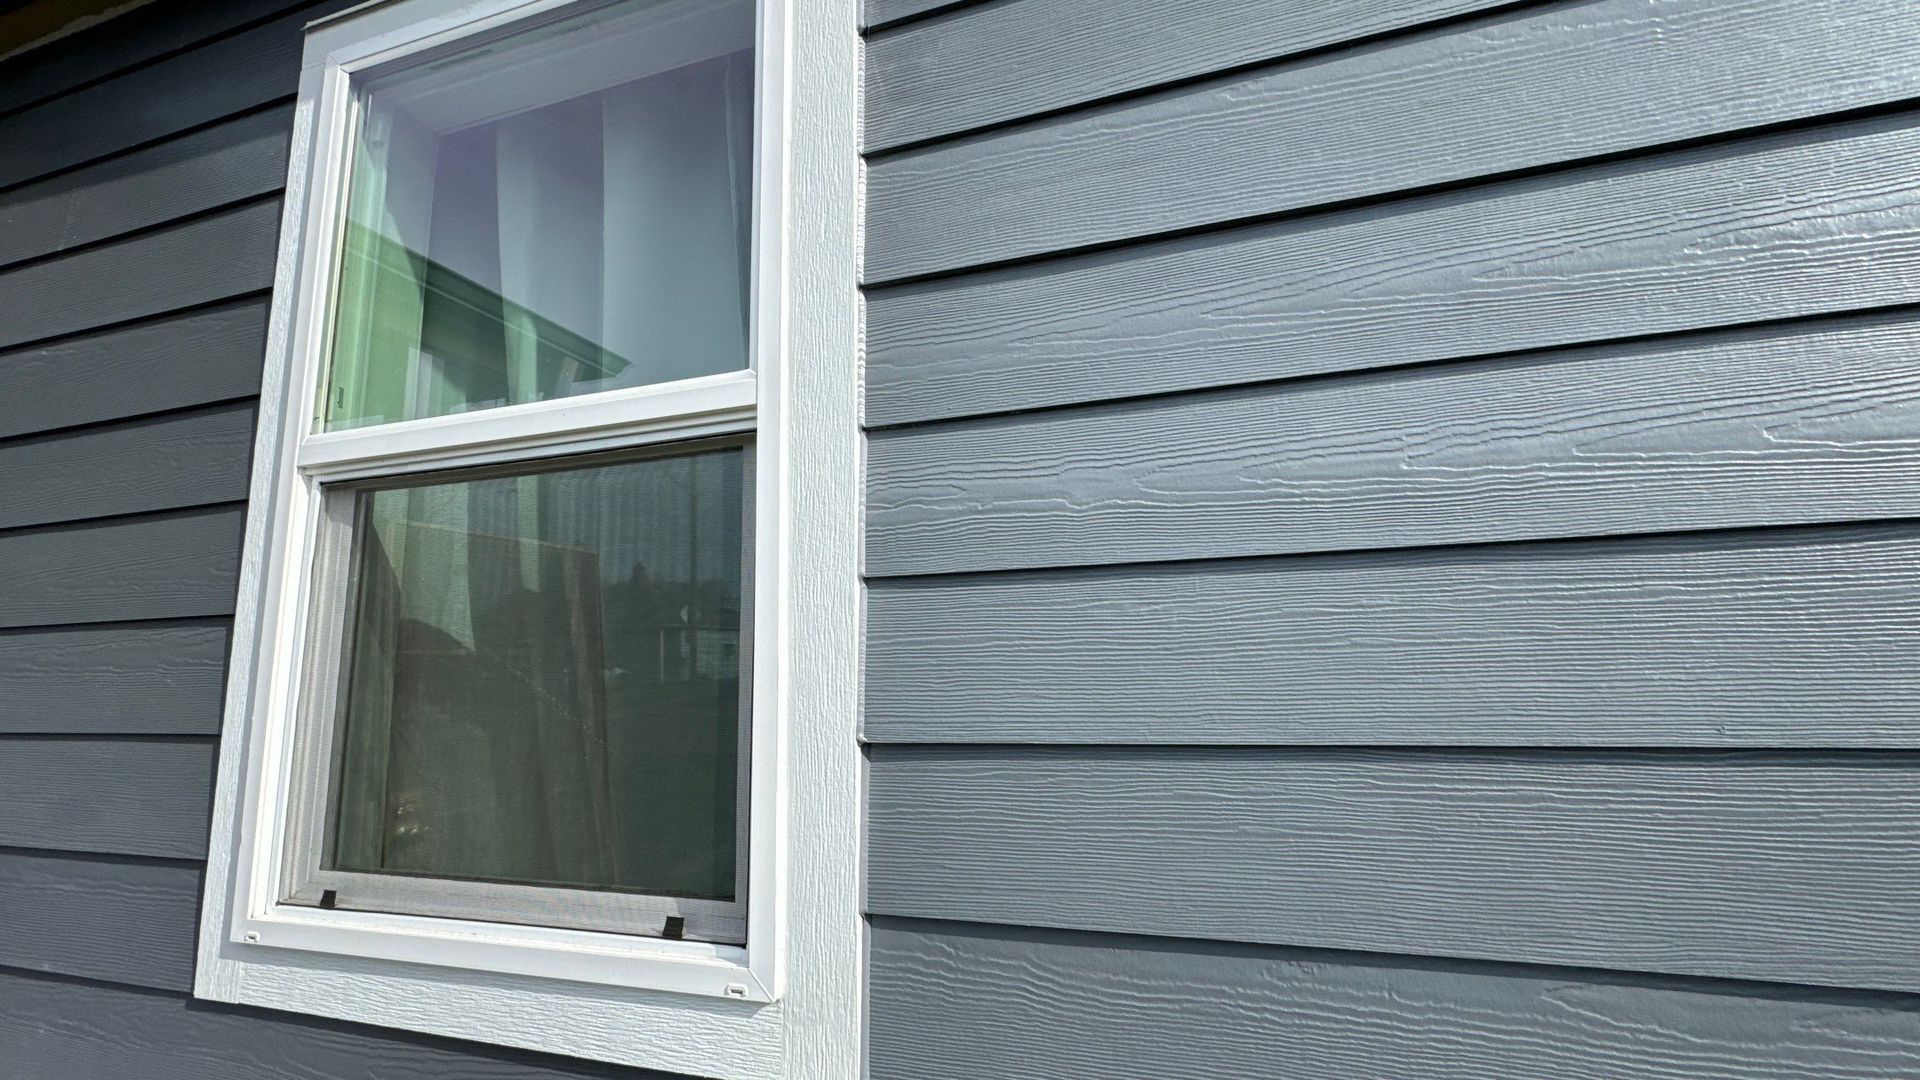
[[339, 516, 613, 889], [508, 445, 747, 682], [337, 223, 635, 423]]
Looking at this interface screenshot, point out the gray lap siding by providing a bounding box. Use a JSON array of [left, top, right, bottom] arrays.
[[859, 1, 1920, 1077]]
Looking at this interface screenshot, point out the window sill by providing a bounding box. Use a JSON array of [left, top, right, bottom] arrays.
[[231, 903, 773, 999], [194, 933, 786, 1079]]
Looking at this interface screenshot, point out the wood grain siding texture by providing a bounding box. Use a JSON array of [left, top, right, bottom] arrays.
[[867, 313, 1920, 575], [0, 299, 268, 439], [867, 111, 1920, 425], [0, 974, 678, 1080], [868, 747, 1920, 991], [0, 851, 201, 991], [863, 0, 974, 32], [0, 106, 293, 268], [0, 403, 256, 531], [864, 0, 1514, 151], [0, 199, 281, 350], [870, 920, 1920, 1080], [0, 507, 245, 629], [865, 523, 1920, 746], [859, 0, 1920, 1072], [0, 621, 230, 735], [0, 738, 214, 858], [866, 0, 1920, 281]]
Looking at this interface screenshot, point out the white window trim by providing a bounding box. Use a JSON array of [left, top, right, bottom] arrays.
[[192, 0, 862, 1074]]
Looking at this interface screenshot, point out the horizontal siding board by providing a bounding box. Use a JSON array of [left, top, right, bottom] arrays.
[[0, 403, 256, 531], [865, 523, 1920, 746], [0, 851, 200, 991], [869, 746, 1920, 991], [0, 198, 281, 350], [867, 0, 1920, 281], [867, 112, 1920, 425], [0, 621, 230, 735], [0, 106, 292, 268], [0, 299, 268, 439], [0, 0, 306, 116], [0, 506, 245, 629], [0, 10, 311, 190], [864, 0, 973, 31], [865, 0, 1511, 151], [0, 739, 213, 858], [871, 920, 1920, 1080], [0, 972, 674, 1080], [868, 313, 1920, 575]]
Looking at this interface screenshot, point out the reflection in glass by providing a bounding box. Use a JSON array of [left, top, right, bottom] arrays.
[[325, 0, 756, 431], [327, 446, 749, 901]]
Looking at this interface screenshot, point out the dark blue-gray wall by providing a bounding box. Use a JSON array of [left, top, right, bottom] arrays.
[[0, 2, 671, 1075], [861, 1, 1920, 1076]]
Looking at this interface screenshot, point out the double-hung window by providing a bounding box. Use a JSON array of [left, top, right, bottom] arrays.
[[193, 0, 859, 1072], [284, 0, 762, 947]]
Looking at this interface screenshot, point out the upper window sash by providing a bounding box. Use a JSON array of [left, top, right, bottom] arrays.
[[290, 0, 764, 480]]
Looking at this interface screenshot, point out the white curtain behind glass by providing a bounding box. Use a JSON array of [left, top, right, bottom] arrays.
[[329, 48, 754, 427], [599, 51, 754, 386]]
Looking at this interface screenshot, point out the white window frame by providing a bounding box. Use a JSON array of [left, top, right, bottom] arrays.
[[193, 0, 861, 1074]]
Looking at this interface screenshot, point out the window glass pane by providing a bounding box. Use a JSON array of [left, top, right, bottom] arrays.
[[324, 0, 756, 431], [326, 445, 749, 902]]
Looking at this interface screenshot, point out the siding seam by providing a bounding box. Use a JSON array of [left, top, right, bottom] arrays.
[[861, 0, 1551, 157], [868, 913, 1920, 1007], [861, 93, 1920, 290], [861, 514, 1920, 584]]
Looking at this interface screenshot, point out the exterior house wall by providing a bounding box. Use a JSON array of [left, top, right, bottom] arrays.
[[0, 2, 681, 1075], [860, 1, 1920, 1077], [7, 0, 1920, 1077]]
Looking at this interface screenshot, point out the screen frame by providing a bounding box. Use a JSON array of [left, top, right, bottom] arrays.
[[279, 437, 756, 944]]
